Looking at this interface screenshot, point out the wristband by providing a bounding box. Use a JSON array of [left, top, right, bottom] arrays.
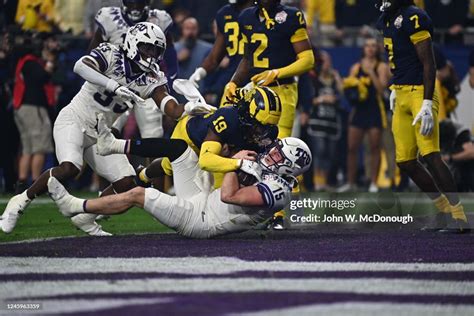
[[159, 95, 177, 113]]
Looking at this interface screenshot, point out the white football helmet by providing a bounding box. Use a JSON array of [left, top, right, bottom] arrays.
[[259, 137, 312, 177], [123, 22, 166, 72]]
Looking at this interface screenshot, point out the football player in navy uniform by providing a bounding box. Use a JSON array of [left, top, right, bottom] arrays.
[[226, 0, 314, 138], [116, 86, 282, 188], [376, 0, 469, 233], [188, 0, 253, 107]]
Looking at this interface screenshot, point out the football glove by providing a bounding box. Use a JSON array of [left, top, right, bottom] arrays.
[[114, 86, 145, 104], [223, 81, 238, 103], [183, 101, 216, 116], [239, 159, 262, 181], [251, 69, 279, 86], [389, 89, 396, 111], [189, 67, 207, 88], [412, 99, 434, 136]]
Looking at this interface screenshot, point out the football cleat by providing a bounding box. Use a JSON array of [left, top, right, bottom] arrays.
[[438, 219, 471, 234], [71, 214, 112, 237], [48, 177, 84, 218], [96, 114, 125, 156], [421, 212, 448, 232], [0, 191, 31, 233], [265, 214, 285, 230]]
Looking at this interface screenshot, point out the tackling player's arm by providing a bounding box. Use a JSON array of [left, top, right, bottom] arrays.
[[199, 129, 243, 173], [220, 171, 265, 206]]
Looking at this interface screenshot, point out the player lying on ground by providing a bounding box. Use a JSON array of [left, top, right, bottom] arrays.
[[48, 127, 312, 238], [0, 22, 214, 236], [376, 0, 469, 233]]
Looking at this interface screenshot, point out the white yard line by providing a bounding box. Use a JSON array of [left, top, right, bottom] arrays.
[[1, 257, 473, 275], [0, 278, 473, 300]]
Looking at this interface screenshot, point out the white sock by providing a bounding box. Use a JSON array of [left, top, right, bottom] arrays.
[[20, 190, 31, 203]]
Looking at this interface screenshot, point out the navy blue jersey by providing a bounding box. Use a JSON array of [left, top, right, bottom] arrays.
[[376, 6, 433, 85], [239, 4, 307, 83], [187, 106, 247, 150], [215, 4, 245, 71]]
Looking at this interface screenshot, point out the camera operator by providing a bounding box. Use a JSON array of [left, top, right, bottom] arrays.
[[440, 119, 474, 192]]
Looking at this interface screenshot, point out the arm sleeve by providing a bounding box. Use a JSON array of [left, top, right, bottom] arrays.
[[199, 141, 241, 173], [469, 49, 474, 67]]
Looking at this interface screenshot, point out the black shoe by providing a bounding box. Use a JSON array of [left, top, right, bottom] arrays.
[[14, 181, 28, 195], [267, 215, 285, 230], [421, 212, 448, 232], [135, 165, 151, 188], [438, 219, 471, 234]]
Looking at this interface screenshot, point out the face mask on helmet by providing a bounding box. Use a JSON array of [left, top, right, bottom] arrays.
[[123, 0, 150, 22], [124, 22, 166, 72], [259, 137, 312, 177]]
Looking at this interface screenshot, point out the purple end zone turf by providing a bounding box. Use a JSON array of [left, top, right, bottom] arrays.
[[1, 229, 473, 262]]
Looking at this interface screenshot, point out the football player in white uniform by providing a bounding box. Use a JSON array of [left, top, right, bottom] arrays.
[[89, 0, 177, 139], [0, 22, 213, 236], [47, 126, 312, 238]]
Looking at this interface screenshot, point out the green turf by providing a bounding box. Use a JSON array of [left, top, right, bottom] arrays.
[[0, 199, 172, 243]]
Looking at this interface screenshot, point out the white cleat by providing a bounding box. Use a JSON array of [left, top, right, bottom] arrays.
[[96, 113, 123, 156], [0, 191, 31, 233], [47, 177, 83, 217], [71, 213, 112, 236]]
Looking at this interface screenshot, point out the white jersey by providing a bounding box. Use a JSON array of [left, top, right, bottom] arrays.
[[95, 7, 173, 46], [207, 173, 293, 236], [67, 42, 167, 137]]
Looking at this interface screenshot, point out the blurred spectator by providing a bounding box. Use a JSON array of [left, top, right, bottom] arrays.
[[83, 0, 122, 38], [15, 0, 56, 33], [339, 38, 390, 192], [440, 120, 474, 192], [12, 34, 55, 193], [469, 48, 474, 89], [433, 44, 460, 120], [304, 51, 343, 191], [1, 0, 19, 30], [0, 31, 19, 193], [425, 0, 469, 44], [335, 0, 379, 46], [175, 17, 212, 80], [54, 0, 86, 35], [172, 0, 227, 39], [304, 0, 336, 47]]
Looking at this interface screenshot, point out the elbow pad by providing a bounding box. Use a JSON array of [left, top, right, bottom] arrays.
[[199, 141, 240, 173], [277, 49, 315, 79]]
